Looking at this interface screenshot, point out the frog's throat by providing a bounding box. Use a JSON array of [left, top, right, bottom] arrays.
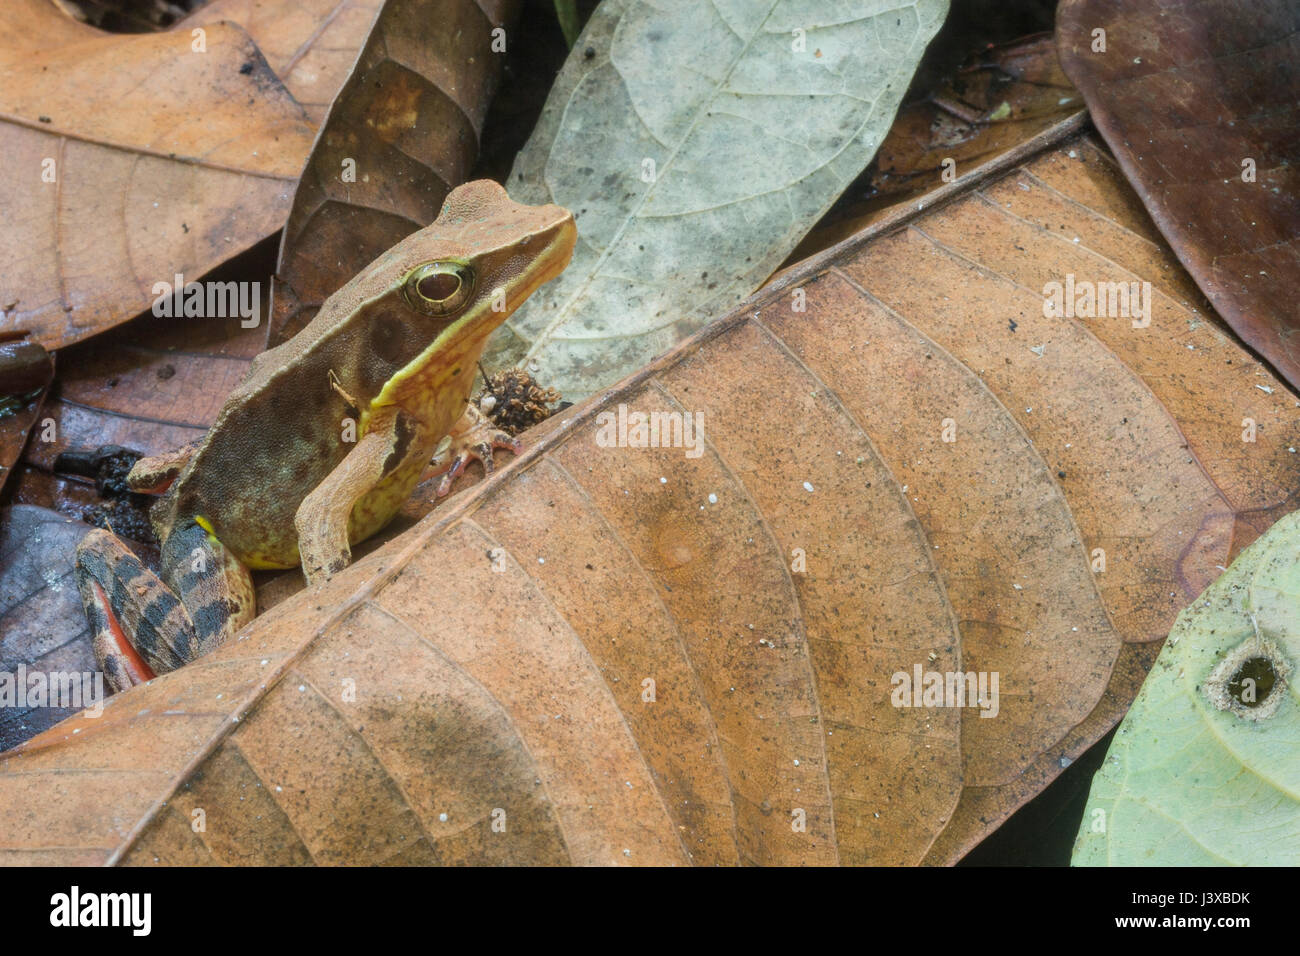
[[359, 325, 481, 439]]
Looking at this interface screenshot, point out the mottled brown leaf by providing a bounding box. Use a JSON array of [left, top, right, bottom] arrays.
[[1057, 0, 1300, 388], [2, 123, 1297, 866]]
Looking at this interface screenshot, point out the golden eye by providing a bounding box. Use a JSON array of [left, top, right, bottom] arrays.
[[403, 261, 475, 316]]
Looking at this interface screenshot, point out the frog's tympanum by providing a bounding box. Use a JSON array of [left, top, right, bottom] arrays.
[[76, 180, 576, 692]]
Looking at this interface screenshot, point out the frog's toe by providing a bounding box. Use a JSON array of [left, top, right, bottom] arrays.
[[433, 427, 521, 497]]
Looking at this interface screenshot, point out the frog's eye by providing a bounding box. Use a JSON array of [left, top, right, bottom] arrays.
[[403, 261, 475, 316]]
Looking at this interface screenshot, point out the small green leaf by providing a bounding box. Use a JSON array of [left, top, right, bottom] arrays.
[[1073, 511, 1300, 865]]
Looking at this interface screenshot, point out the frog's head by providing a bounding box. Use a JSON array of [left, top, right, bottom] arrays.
[[361, 179, 569, 361], [339, 180, 575, 415], [390, 179, 575, 351]]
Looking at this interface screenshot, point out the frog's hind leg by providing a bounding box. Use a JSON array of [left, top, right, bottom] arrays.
[[159, 521, 256, 658], [77, 530, 190, 690], [75, 522, 254, 693]]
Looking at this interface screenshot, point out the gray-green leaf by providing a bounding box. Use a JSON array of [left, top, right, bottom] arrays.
[[492, 0, 949, 401], [1073, 511, 1300, 865]]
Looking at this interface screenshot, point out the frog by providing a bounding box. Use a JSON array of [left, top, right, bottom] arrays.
[[75, 180, 576, 693]]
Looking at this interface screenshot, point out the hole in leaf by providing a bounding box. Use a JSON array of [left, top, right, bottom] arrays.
[[1204, 635, 1291, 721], [1227, 657, 1277, 708]]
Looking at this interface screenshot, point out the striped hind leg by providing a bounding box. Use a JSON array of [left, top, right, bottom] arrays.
[[75, 521, 255, 693]]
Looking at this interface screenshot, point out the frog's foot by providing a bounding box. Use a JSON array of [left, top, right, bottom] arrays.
[[75, 523, 254, 694], [432, 404, 521, 497], [76, 530, 190, 693], [126, 440, 200, 494]]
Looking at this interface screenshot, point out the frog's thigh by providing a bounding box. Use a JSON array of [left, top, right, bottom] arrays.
[[160, 521, 256, 658], [295, 408, 421, 585], [76, 524, 255, 693]]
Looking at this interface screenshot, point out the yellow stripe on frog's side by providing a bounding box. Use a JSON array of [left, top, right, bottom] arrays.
[[194, 515, 219, 543], [241, 553, 298, 571]]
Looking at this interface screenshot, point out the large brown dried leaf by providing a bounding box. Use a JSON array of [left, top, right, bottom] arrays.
[[187, 0, 383, 125], [1057, 0, 1300, 389], [268, 0, 520, 345], [0, 0, 316, 350], [3, 123, 1298, 866]]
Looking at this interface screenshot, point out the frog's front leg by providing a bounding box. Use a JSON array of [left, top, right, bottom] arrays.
[[295, 407, 425, 586], [432, 403, 521, 497], [75, 521, 255, 693]]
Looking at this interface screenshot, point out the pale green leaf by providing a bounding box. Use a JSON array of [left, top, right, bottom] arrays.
[[1073, 511, 1300, 865], [490, 0, 949, 401]]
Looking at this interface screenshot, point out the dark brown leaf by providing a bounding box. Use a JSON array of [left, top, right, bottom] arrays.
[[268, 0, 520, 345], [1057, 0, 1300, 388]]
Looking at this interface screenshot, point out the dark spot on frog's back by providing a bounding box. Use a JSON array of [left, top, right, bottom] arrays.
[[290, 456, 313, 486]]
